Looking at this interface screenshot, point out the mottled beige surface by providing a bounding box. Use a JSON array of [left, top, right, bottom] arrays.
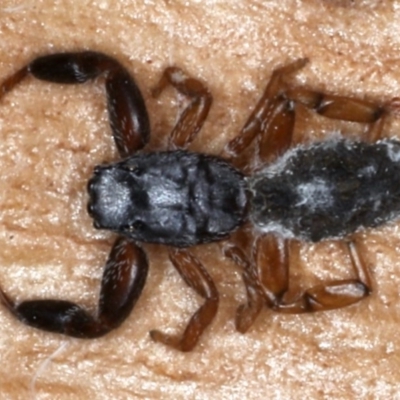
[[1, 1, 400, 399]]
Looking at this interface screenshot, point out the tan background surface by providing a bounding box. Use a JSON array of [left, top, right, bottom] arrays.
[[1, 1, 400, 399]]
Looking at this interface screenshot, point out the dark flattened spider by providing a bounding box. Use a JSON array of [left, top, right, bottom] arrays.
[[0, 52, 397, 351]]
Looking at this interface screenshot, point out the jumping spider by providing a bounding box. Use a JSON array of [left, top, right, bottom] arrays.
[[0, 52, 397, 351]]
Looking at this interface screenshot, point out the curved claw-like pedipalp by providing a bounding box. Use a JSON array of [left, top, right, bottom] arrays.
[[0, 237, 148, 338], [0, 51, 151, 157]]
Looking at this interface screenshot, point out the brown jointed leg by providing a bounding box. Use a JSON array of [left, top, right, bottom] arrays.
[[286, 87, 392, 143], [224, 234, 291, 332], [223, 234, 265, 333], [225, 234, 373, 331], [149, 248, 219, 352], [151, 67, 212, 149], [221, 57, 393, 170], [269, 238, 372, 313], [221, 58, 308, 170]]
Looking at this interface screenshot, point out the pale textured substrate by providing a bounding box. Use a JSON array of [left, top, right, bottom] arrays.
[[1, 1, 400, 399]]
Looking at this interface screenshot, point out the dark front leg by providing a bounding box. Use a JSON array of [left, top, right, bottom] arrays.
[[0, 51, 150, 157], [0, 237, 148, 338]]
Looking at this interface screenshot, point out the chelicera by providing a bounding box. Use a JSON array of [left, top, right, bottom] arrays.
[[0, 52, 396, 351]]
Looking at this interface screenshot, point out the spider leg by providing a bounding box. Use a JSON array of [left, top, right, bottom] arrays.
[[149, 248, 219, 352], [256, 235, 372, 314], [224, 230, 291, 332], [288, 87, 384, 123], [221, 58, 309, 171], [0, 51, 150, 157], [224, 233, 372, 331], [223, 228, 266, 333], [151, 66, 212, 149], [0, 237, 148, 338], [221, 58, 394, 171], [286, 84, 391, 143]]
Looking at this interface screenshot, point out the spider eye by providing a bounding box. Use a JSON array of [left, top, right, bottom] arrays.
[[125, 220, 145, 232], [122, 163, 142, 176]]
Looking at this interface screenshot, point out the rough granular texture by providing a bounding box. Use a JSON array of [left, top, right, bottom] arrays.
[[250, 139, 400, 241]]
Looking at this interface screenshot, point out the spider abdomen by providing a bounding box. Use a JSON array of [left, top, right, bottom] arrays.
[[249, 139, 400, 241]]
